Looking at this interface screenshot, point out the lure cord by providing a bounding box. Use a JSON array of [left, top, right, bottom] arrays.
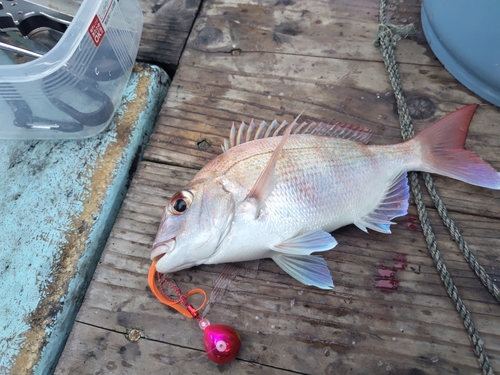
[[156, 272, 201, 320], [155, 272, 211, 330], [374, 1, 494, 374], [151, 268, 242, 365]]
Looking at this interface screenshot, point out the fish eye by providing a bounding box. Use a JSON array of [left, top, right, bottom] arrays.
[[173, 199, 187, 212], [169, 190, 194, 215]]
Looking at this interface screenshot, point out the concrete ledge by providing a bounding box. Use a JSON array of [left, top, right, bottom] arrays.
[[0, 63, 170, 375]]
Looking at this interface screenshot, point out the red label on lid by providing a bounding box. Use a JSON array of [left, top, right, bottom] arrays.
[[88, 15, 105, 47]]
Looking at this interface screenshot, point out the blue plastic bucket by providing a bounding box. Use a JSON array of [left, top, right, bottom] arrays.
[[421, 0, 500, 107]]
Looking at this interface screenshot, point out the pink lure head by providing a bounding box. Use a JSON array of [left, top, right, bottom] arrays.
[[203, 324, 241, 365]]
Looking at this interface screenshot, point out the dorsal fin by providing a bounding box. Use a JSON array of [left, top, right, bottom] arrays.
[[246, 112, 303, 217], [222, 118, 373, 151]]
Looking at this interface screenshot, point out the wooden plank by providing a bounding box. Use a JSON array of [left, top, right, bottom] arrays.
[[58, 0, 500, 374], [28, 0, 202, 69], [144, 1, 500, 221], [56, 160, 500, 374], [138, 0, 202, 67], [187, 0, 431, 65], [144, 55, 499, 158], [55, 322, 291, 375]]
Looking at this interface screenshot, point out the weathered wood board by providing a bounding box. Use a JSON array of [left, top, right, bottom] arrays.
[[28, 0, 202, 69], [56, 0, 500, 374], [0, 64, 169, 375], [138, 0, 202, 68]]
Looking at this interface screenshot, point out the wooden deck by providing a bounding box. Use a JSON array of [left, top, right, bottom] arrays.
[[56, 0, 500, 374]]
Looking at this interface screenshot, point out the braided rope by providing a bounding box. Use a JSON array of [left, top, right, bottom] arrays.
[[374, 1, 495, 373], [423, 175, 500, 302]]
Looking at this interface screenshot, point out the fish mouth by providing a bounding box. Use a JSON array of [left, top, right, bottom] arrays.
[[150, 238, 175, 262]]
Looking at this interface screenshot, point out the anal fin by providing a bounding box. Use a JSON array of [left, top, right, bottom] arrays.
[[270, 229, 337, 289], [354, 172, 409, 234], [272, 254, 334, 289]]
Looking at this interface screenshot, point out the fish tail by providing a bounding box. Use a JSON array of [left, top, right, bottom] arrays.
[[414, 104, 500, 189]]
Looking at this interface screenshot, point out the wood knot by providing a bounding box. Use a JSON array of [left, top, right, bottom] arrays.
[[406, 97, 436, 120], [197, 139, 212, 151], [194, 27, 223, 46]]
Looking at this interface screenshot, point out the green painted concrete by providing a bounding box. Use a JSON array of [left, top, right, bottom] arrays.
[[0, 63, 169, 375]]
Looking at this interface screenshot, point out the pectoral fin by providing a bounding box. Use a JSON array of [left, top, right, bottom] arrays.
[[246, 111, 303, 217], [271, 229, 338, 254], [272, 254, 334, 289]]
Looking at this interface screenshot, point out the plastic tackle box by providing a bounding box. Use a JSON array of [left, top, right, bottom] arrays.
[[0, 0, 143, 139]]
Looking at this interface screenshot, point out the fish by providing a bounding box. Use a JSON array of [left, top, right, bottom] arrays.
[[151, 105, 500, 289]]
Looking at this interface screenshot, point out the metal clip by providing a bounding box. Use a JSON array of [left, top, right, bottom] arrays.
[[43, 78, 115, 127], [25, 119, 84, 133], [5, 98, 84, 132], [0, 0, 72, 37]]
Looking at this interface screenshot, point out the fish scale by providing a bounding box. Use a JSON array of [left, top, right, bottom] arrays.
[[217, 136, 407, 233]]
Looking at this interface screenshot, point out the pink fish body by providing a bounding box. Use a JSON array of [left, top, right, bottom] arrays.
[[151, 105, 500, 289]]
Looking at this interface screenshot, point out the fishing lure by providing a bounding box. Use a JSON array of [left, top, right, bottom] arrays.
[[148, 262, 242, 365]]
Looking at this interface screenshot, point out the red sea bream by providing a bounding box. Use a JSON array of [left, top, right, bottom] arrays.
[[151, 105, 500, 289]]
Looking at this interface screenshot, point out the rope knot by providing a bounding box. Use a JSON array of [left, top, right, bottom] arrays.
[[373, 22, 417, 48]]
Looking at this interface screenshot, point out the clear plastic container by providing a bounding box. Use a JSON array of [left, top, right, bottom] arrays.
[[0, 0, 143, 139]]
